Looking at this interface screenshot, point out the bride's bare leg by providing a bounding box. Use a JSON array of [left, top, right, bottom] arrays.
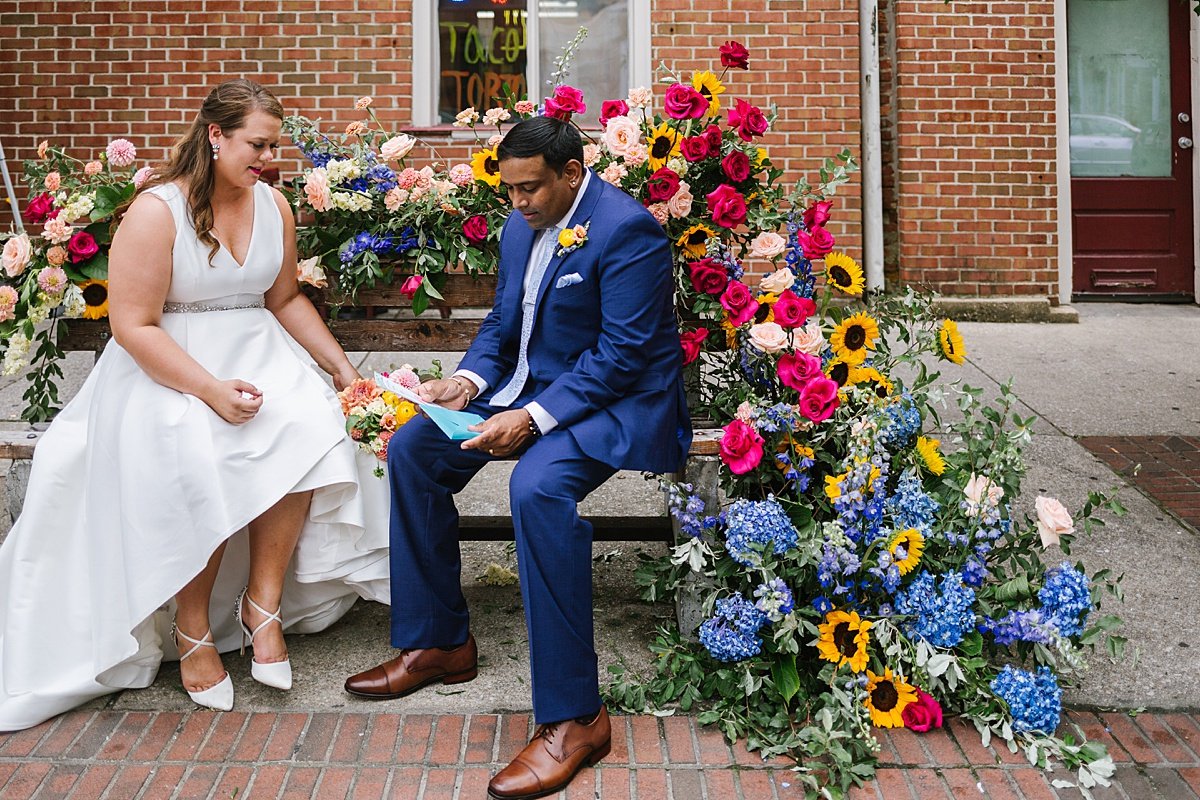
[[243, 490, 312, 663], [175, 541, 229, 692]]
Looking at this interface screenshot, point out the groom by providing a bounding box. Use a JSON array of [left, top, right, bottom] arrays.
[[344, 115, 691, 798]]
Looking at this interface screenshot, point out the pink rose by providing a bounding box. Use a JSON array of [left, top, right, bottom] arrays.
[[688, 257, 728, 295], [901, 690, 944, 732], [666, 182, 694, 218], [707, 184, 748, 229], [22, 193, 56, 224], [719, 40, 750, 70], [602, 115, 642, 158], [1034, 496, 1073, 549], [701, 124, 723, 154], [67, 230, 99, 263], [599, 99, 629, 127], [748, 322, 787, 353], [400, 274, 424, 299], [680, 135, 711, 162], [719, 279, 758, 326], [749, 232, 787, 260], [380, 134, 416, 162], [304, 168, 332, 212], [646, 167, 681, 203], [797, 226, 836, 259], [728, 99, 769, 141], [544, 85, 586, 120], [680, 328, 709, 365], [778, 352, 823, 393], [2, 233, 32, 277], [772, 290, 816, 329], [721, 151, 751, 183], [463, 215, 489, 245], [804, 199, 833, 230], [664, 83, 709, 120], [798, 376, 840, 423], [719, 418, 764, 475]]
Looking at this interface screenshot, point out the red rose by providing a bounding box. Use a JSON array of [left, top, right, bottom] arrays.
[[701, 124, 723, 154], [797, 226, 836, 259], [706, 184, 748, 229], [664, 83, 710, 120], [720, 418, 764, 475], [719, 279, 758, 326], [646, 167, 681, 203], [721, 151, 751, 183], [901, 690, 944, 733], [798, 376, 840, 423], [462, 215, 489, 245], [719, 40, 750, 70], [680, 328, 709, 365], [399, 274, 423, 298], [728, 98, 769, 141], [22, 193, 56, 225], [544, 85, 586, 120], [772, 290, 816, 329], [67, 230, 99, 263], [778, 352, 823, 393], [599, 99, 629, 127], [680, 135, 711, 162], [804, 199, 833, 230], [688, 257, 729, 295]]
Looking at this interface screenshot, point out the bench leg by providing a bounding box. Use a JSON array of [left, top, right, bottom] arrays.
[[2, 460, 30, 546], [669, 453, 722, 640]]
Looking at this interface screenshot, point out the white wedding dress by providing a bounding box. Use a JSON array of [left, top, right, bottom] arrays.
[[0, 181, 391, 731]]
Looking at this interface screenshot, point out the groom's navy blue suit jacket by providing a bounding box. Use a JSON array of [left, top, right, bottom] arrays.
[[458, 171, 691, 474]]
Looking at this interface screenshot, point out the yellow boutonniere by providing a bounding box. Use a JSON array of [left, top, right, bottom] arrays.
[[556, 221, 590, 257]]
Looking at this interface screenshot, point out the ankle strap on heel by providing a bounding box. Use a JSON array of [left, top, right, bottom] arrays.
[[173, 624, 217, 662]]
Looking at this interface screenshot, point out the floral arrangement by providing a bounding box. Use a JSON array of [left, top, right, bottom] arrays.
[[0, 139, 140, 420], [335, 365, 424, 476]]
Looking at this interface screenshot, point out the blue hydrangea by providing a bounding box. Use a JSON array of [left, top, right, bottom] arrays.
[[724, 498, 799, 566], [1038, 562, 1091, 638], [886, 471, 940, 538], [698, 593, 768, 662], [894, 570, 977, 647], [753, 578, 794, 622], [980, 609, 1054, 646], [990, 665, 1062, 733], [880, 400, 922, 449]]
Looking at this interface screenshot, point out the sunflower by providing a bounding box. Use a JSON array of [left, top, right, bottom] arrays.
[[79, 279, 109, 319], [850, 366, 893, 399], [752, 146, 769, 169], [824, 252, 865, 296], [864, 667, 918, 727], [915, 436, 945, 476], [676, 223, 716, 259], [470, 147, 501, 187], [829, 312, 879, 365], [646, 121, 682, 172], [691, 70, 726, 115], [825, 356, 853, 388], [816, 609, 872, 673], [887, 528, 925, 575], [938, 318, 966, 365], [720, 315, 739, 349]]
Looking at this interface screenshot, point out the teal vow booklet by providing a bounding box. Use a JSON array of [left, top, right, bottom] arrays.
[[374, 373, 487, 441]]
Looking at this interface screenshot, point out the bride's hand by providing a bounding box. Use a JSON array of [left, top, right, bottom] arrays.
[[206, 379, 263, 425], [333, 366, 360, 392]]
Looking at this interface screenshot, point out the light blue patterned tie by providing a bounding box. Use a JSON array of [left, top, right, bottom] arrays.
[[491, 228, 557, 407]]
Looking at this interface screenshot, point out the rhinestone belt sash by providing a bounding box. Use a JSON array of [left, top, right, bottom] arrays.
[[162, 299, 265, 314]]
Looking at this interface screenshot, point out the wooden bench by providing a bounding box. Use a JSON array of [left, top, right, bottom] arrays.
[[4, 274, 722, 545]]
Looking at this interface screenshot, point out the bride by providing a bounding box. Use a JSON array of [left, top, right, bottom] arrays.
[[0, 79, 390, 730]]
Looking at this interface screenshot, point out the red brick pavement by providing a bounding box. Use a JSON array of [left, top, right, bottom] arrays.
[[1079, 435, 1200, 531], [1, 709, 1199, 799]]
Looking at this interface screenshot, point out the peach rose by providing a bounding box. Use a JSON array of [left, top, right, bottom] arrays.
[[297, 256, 328, 288], [748, 322, 788, 353], [602, 116, 642, 158], [44, 171, 61, 192], [380, 134, 416, 162], [791, 320, 826, 356], [759, 267, 796, 294], [2, 234, 32, 277], [1034, 496, 1073, 549], [749, 231, 787, 260], [964, 473, 1004, 515], [666, 181, 694, 218], [304, 168, 332, 212]]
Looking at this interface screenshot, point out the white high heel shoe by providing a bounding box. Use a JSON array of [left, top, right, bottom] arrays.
[[235, 588, 293, 691], [172, 624, 234, 711]]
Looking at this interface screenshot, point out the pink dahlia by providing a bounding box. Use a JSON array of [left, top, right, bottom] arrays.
[[105, 139, 137, 168]]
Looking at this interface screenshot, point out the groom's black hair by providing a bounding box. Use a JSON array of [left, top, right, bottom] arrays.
[[497, 115, 584, 175]]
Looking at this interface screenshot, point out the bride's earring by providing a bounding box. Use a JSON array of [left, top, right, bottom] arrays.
[[211, 142, 220, 161]]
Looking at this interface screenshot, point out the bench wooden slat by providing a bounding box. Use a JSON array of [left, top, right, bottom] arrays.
[[328, 318, 482, 352]]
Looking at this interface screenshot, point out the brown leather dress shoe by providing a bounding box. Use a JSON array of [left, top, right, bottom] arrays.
[[343, 634, 477, 699], [487, 706, 611, 800]]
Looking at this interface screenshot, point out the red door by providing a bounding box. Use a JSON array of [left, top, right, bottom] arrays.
[[1068, 0, 1194, 297]]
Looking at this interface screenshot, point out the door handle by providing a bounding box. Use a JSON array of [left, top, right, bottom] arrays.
[[1180, 137, 1194, 150]]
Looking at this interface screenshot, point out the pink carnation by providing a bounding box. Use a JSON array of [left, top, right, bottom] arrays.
[[44, 171, 61, 192], [396, 167, 421, 190], [514, 100, 537, 115], [105, 138, 137, 168], [42, 216, 72, 245], [83, 161, 103, 177], [646, 202, 670, 225]]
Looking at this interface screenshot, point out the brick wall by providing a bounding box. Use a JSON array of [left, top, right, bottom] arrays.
[[0, 0, 1059, 297]]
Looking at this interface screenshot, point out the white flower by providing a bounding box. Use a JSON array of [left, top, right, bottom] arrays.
[[454, 107, 480, 127], [62, 283, 86, 319], [331, 191, 373, 212], [627, 87, 653, 108], [482, 107, 511, 126], [666, 157, 688, 176], [60, 194, 94, 224], [2, 330, 31, 376], [325, 158, 362, 185]]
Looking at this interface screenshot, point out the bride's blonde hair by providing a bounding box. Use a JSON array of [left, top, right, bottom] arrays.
[[134, 79, 284, 264]]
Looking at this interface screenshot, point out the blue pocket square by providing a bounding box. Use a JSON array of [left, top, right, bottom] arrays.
[[555, 272, 583, 289]]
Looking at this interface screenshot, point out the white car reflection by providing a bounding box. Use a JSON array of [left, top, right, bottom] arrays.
[[1070, 113, 1140, 176]]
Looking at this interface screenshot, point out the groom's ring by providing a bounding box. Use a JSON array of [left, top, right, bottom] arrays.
[[488, 448, 495, 455]]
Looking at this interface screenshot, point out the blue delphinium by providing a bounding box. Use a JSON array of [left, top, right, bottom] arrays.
[[339, 227, 419, 265], [817, 541, 861, 596], [894, 570, 977, 647], [724, 498, 799, 566], [698, 593, 768, 662], [886, 470, 940, 539], [879, 399, 922, 450], [753, 578, 794, 622], [980, 609, 1054, 646], [990, 665, 1062, 733], [664, 483, 721, 539], [1038, 562, 1091, 637], [783, 213, 815, 298]]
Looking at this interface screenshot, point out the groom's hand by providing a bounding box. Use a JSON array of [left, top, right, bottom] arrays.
[[418, 377, 470, 408], [461, 409, 535, 457]]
